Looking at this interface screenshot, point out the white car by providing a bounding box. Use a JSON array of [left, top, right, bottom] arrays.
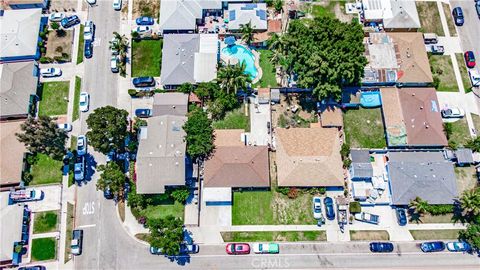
[[113, 0, 122, 10], [83, 20, 95, 41], [49, 12, 65, 22], [40, 68, 62, 77], [77, 135, 87, 156], [57, 123, 73, 132], [110, 37, 119, 55], [86, 0, 96, 5], [136, 26, 152, 34], [79, 92, 89, 112], [441, 107, 465, 118], [252, 243, 279, 254], [110, 56, 119, 73], [312, 197, 323, 220], [469, 69, 480, 87]]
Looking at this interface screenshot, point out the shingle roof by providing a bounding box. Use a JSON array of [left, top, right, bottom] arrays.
[[383, 0, 421, 29], [350, 150, 373, 179], [351, 150, 371, 163], [152, 93, 188, 116], [455, 148, 474, 164], [159, 0, 221, 31], [214, 129, 246, 147], [0, 120, 26, 186], [228, 3, 268, 30], [320, 106, 343, 127]]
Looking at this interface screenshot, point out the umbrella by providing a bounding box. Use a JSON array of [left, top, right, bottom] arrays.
[[225, 36, 236, 46]]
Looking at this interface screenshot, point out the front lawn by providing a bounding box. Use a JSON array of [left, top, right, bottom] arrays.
[[472, 114, 480, 131], [350, 230, 390, 241], [416, 2, 444, 36], [445, 118, 471, 148], [30, 154, 63, 185], [455, 53, 472, 92], [131, 39, 162, 77], [344, 108, 387, 148], [72, 76, 82, 121], [76, 24, 84, 64], [140, 200, 184, 221], [410, 229, 461, 240], [31, 237, 57, 261], [33, 211, 59, 234], [408, 213, 453, 223], [212, 106, 250, 131], [442, 3, 457, 36], [429, 55, 458, 92], [38, 81, 70, 116], [221, 231, 326, 242], [255, 49, 278, 88]]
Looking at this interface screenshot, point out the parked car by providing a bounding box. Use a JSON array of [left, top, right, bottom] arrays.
[[77, 135, 87, 156], [57, 123, 72, 132], [74, 156, 85, 181], [452, 7, 464, 26], [71, 229, 84, 255], [420, 241, 446, 252], [369, 242, 394, 253], [49, 12, 65, 22], [110, 37, 119, 55], [149, 246, 164, 255], [476, 1, 480, 19], [135, 109, 152, 118], [136, 16, 154, 25], [84, 20, 95, 41], [354, 212, 380, 224], [429, 45, 445, 55], [180, 244, 199, 254], [324, 197, 335, 220], [423, 33, 438, 44], [111, 56, 119, 73], [441, 107, 465, 118], [469, 69, 480, 87], [464, 51, 476, 68], [18, 266, 46, 270], [79, 92, 90, 112], [396, 208, 407, 226], [136, 26, 152, 35], [84, 40, 93, 59], [133, 76, 155, 87], [446, 241, 471, 252], [226, 243, 250, 255], [86, 0, 96, 5], [312, 196, 323, 220], [113, 0, 122, 10], [40, 68, 62, 77], [252, 243, 279, 254], [61, 15, 80, 28]]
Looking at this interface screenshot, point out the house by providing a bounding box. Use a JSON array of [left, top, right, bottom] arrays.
[[159, 0, 222, 33], [0, 61, 39, 120], [275, 127, 344, 188], [0, 8, 47, 63], [350, 150, 373, 180], [152, 92, 189, 117], [363, 32, 433, 86], [360, 0, 421, 31], [387, 151, 458, 205], [160, 34, 219, 88], [1, 0, 49, 10], [0, 121, 27, 189], [227, 3, 267, 31], [454, 148, 474, 166], [381, 87, 447, 147]]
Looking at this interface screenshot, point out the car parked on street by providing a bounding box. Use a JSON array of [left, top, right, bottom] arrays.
[[452, 7, 464, 26], [61, 15, 80, 28], [464, 51, 476, 68], [84, 20, 95, 41], [74, 156, 85, 181], [369, 242, 394, 253], [133, 76, 155, 87], [441, 107, 465, 118], [149, 246, 164, 255], [40, 68, 62, 77], [135, 109, 152, 118], [313, 196, 323, 220], [136, 16, 154, 25], [111, 56, 119, 73], [79, 92, 89, 112], [104, 187, 114, 199], [469, 69, 480, 87], [252, 243, 279, 254], [226, 243, 250, 255], [476, 1, 480, 19], [446, 241, 471, 252], [324, 197, 335, 220], [420, 241, 445, 252], [84, 40, 93, 59], [77, 135, 87, 156], [86, 0, 96, 5], [18, 266, 46, 270], [396, 208, 407, 226], [71, 229, 83, 255], [113, 0, 122, 10], [180, 244, 199, 254], [49, 12, 65, 22], [57, 123, 72, 132]]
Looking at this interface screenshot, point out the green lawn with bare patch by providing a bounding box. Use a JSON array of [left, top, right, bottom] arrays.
[[221, 231, 326, 242], [417, 2, 444, 36], [410, 230, 461, 240], [350, 230, 390, 241], [344, 108, 386, 149], [429, 55, 458, 92], [456, 53, 472, 93]]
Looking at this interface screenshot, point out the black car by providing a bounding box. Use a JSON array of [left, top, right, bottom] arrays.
[[132, 76, 155, 87], [369, 242, 394, 253], [84, 40, 93, 59], [324, 197, 335, 220], [396, 208, 407, 226], [452, 7, 464, 26], [135, 108, 152, 118], [18, 266, 46, 270], [420, 241, 446, 252], [71, 229, 83, 255], [61, 15, 80, 28]]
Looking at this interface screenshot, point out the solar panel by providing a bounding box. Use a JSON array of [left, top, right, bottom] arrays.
[[241, 4, 257, 10], [256, 9, 267, 21], [229, 10, 236, 21]]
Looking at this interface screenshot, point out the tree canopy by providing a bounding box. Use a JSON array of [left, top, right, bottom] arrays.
[[240, 21, 255, 45], [217, 63, 252, 94], [147, 215, 184, 256], [86, 106, 129, 155], [183, 107, 214, 159], [274, 17, 367, 100], [96, 161, 125, 199]]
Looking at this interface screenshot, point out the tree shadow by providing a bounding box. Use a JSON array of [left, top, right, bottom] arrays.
[[168, 255, 191, 266], [407, 208, 423, 224]]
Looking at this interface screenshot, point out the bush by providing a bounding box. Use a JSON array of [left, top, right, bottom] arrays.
[[169, 187, 190, 204], [432, 76, 440, 89], [287, 187, 298, 199], [56, 29, 66, 37], [39, 56, 53, 63], [51, 22, 60, 30], [306, 187, 326, 195], [343, 158, 352, 168], [128, 89, 138, 96], [55, 46, 63, 53], [340, 143, 350, 159], [425, 204, 454, 215], [349, 201, 361, 214], [276, 186, 290, 196]]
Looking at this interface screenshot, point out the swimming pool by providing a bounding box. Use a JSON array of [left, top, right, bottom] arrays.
[[360, 91, 382, 108], [221, 45, 258, 79]]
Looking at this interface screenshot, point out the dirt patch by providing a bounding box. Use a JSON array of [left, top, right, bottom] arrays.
[[48, 0, 78, 12], [455, 166, 478, 194], [350, 230, 390, 241], [416, 1, 444, 36], [333, 2, 354, 23], [272, 95, 318, 129], [45, 30, 74, 62], [133, 0, 160, 19], [272, 191, 317, 225]]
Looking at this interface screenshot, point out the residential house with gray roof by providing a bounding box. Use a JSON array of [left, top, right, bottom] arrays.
[[159, 0, 222, 33], [350, 150, 373, 180], [361, 0, 421, 31]]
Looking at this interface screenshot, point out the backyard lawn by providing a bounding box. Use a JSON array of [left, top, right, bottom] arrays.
[[30, 154, 63, 185], [446, 118, 471, 147], [73, 76, 82, 121], [455, 166, 477, 194], [429, 55, 458, 92], [31, 237, 57, 261], [344, 108, 387, 149], [442, 3, 457, 36], [33, 211, 59, 234], [140, 200, 184, 221], [255, 49, 278, 88], [410, 229, 461, 240], [455, 53, 472, 92], [350, 230, 390, 241], [213, 106, 250, 131], [76, 24, 84, 64], [131, 39, 162, 77], [221, 231, 326, 242], [416, 2, 444, 36], [38, 81, 70, 116]]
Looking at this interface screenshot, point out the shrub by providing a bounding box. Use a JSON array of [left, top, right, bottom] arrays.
[[340, 143, 350, 159], [56, 29, 66, 37], [349, 201, 361, 214], [276, 186, 290, 196], [169, 187, 190, 204], [343, 158, 352, 168], [55, 46, 63, 53], [287, 187, 298, 199], [307, 187, 326, 195], [51, 22, 60, 30], [128, 89, 138, 96], [40, 47, 46, 54], [425, 204, 454, 215], [432, 76, 440, 89], [39, 56, 53, 63]]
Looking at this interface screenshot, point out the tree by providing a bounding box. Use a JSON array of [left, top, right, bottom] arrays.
[[460, 188, 480, 219], [177, 82, 194, 94], [409, 197, 429, 222], [240, 21, 255, 45], [207, 90, 239, 120], [274, 0, 283, 13], [195, 81, 219, 104], [96, 162, 125, 199], [459, 223, 480, 250], [51, 22, 60, 30], [86, 106, 129, 155], [466, 137, 480, 152], [147, 216, 184, 256], [169, 187, 190, 204], [276, 17, 367, 100], [217, 63, 252, 94], [183, 107, 214, 159], [16, 116, 67, 160], [110, 32, 129, 62]]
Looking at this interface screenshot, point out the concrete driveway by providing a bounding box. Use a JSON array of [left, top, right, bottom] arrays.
[[248, 97, 271, 146], [25, 184, 61, 212]]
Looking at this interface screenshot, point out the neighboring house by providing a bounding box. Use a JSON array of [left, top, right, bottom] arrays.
[[381, 87, 447, 148], [360, 0, 421, 31], [160, 34, 219, 88], [0, 61, 39, 120], [363, 32, 433, 86], [1, 0, 49, 10], [227, 3, 267, 31], [387, 151, 458, 205], [0, 8, 46, 63], [159, 0, 222, 33], [349, 150, 373, 181], [275, 126, 344, 188], [152, 92, 189, 117], [0, 120, 27, 189]]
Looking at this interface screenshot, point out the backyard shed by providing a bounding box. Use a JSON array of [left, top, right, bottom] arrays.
[[455, 148, 474, 165]]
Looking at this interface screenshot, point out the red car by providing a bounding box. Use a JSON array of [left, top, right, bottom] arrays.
[[464, 51, 476, 68], [226, 243, 250, 255]]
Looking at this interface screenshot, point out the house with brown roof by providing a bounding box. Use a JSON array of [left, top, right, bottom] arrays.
[[275, 127, 344, 187], [381, 87, 447, 147], [0, 120, 27, 189]]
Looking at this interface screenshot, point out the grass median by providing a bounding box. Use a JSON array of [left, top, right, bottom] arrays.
[[221, 231, 326, 242]]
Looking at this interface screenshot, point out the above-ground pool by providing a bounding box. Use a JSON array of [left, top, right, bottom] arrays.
[[221, 45, 258, 79], [360, 91, 382, 108]]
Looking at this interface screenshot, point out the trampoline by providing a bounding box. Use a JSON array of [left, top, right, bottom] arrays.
[[360, 91, 382, 108]]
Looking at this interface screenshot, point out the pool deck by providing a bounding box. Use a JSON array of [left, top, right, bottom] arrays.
[[219, 42, 262, 84]]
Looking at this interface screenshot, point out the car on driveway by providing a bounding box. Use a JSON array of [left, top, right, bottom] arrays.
[[49, 12, 65, 22], [452, 7, 464, 26], [369, 242, 394, 253], [313, 196, 323, 220], [136, 16, 154, 25], [420, 241, 445, 252], [113, 0, 122, 10], [464, 51, 476, 68], [446, 241, 471, 252], [252, 243, 279, 254], [324, 197, 335, 220], [84, 20, 95, 41], [71, 229, 83, 255], [133, 76, 155, 87], [79, 92, 89, 112], [149, 246, 164, 255], [136, 26, 152, 34], [84, 40, 93, 58], [396, 208, 407, 226], [77, 135, 87, 156], [135, 109, 152, 118], [61, 15, 80, 28], [469, 69, 480, 87], [40, 68, 62, 77], [226, 243, 250, 255], [441, 107, 465, 118], [57, 123, 72, 132]]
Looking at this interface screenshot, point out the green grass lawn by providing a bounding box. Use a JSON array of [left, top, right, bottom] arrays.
[[344, 108, 387, 148], [33, 211, 59, 234], [442, 3, 457, 36], [30, 154, 63, 185], [140, 200, 184, 221], [31, 237, 57, 261], [410, 213, 454, 224], [213, 106, 250, 131], [38, 81, 70, 116], [255, 49, 278, 88], [232, 191, 274, 225], [221, 231, 326, 242], [311, 3, 336, 18], [416, 2, 444, 36], [73, 76, 82, 121], [429, 55, 458, 92], [455, 53, 472, 93], [350, 230, 390, 241], [132, 39, 162, 77], [446, 119, 471, 148], [76, 24, 84, 64], [410, 230, 461, 240]]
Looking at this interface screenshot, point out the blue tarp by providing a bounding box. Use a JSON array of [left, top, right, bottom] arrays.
[[225, 36, 236, 46]]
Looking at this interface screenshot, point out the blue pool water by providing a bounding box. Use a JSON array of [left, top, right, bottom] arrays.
[[221, 45, 258, 79], [360, 91, 382, 108]]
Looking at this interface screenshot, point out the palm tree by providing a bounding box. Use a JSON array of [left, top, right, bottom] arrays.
[[460, 189, 480, 218], [217, 62, 252, 94], [110, 32, 129, 62], [240, 21, 255, 46], [409, 197, 429, 223]]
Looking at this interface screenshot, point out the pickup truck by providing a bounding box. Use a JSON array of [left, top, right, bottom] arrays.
[[427, 45, 445, 55], [252, 243, 279, 254], [468, 69, 480, 87], [354, 212, 380, 224], [8, 189, 44, 205]]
